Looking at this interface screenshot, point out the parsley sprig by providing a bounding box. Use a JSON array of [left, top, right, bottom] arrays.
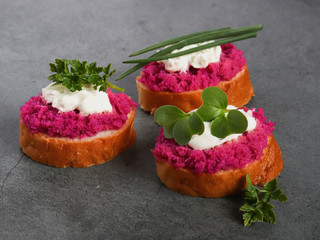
[[240, 174, 288, 226], [48, 59, 124, 92], [154, 87, 248, 145]]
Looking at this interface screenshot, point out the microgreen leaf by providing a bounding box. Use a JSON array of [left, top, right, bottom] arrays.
[[196, 87, 228, 121], [227, 110, 248, 133], [187, 112, 204, 135], [210, 109, 248, 139], [172, 113, 204, 145], [202, 87, 228, 109], [154, 105, 187, 127], [48, 59, 123, 92], [210, 116, 230, 139], [155, 105, 189, 141], [154, 87, 249, 145], [163, 123, 175, 139], [196, 103, 224, 121], [240, 174, 288, 226], [172, 118, 193, 145]]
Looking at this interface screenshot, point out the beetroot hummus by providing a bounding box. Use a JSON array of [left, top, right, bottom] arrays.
[[20, 89, 137, 139], [152, 108, 275, 174], [139, 43, 246, 93]]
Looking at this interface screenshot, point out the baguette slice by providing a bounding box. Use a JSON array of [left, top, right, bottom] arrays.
[[155, 134, 283, 198], [136, 65, 254, 115], [20, 109, 136, 168]]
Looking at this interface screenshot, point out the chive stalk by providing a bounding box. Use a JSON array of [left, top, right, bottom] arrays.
[[117, 25, 263, 80], [129, 27, 231, 57], [123, 32, 257, 64]]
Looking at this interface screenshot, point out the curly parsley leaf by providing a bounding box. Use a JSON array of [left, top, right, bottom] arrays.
[[48, 59, 123, 92], [240, 174, 288, 226]]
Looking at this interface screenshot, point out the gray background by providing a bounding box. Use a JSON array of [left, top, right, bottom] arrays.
[[0, 0, 319, 239]]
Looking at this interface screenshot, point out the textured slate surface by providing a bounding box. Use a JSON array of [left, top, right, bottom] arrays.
[[0, 0, 319, 239]]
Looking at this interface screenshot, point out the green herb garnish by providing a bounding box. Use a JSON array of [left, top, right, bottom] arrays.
[[154, 87, 248, 144], [155, 105, 204, 145], [48, 59, 124, 92], [129, 27, 231, 57], [117, 24, 263, 80], [240, 174, 288, 226]]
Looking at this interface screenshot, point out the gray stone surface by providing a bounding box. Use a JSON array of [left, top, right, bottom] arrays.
[[0, 0, 319, 239]]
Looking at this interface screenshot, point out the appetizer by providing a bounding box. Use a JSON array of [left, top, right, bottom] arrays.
[[119, 25, 263, 114], [20, 59, 137, 168], [152, 87, 283, 197]]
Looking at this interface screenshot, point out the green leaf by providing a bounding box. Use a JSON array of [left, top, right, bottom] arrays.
[[277, 193, 289, 202], [172, 118, 193, 145], [253, 209, 264, 222], [163, 123, 175, 139], [47, 74, 57, 81], [210, 116, 230, 138], [187, 112, 204, 136], [264, 178, 278, 193], [240, 203, 255, 212], [227, 110, 248, 133], [260, 202, 276, 224], [109, 68, 116, 77], [49, 63, 57, 72], [196, 87, 228, 122], [209, 109, 248, 138], [202, 87, 228, 109], [196, 103, 225, 121], [172, 114, 205, 146], [243, 212, 254, 226], [154, 107, 203, 145], [88, 62, 97, 74], [262, 192, 271, 202], [244, 189, 259, 206], [104, 63, 111, 74], [154, 105, 187, 127]]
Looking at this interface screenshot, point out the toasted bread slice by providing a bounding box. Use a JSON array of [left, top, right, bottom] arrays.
[[155, 134, 283, 198], [20, 109, 136, 168], [136, 65, 254, 114]]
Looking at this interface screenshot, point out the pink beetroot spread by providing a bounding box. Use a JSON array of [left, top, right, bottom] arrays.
[[20, 89, 137, 139], [139, 43, 246, 93], [152, 108, 275, 174]]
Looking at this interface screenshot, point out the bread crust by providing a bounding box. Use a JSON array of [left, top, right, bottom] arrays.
[[155, 134, 283, 198], [20, 109, 136, 168], [136, 65, 254, 115]]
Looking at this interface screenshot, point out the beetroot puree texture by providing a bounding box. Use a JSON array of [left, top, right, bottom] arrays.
[[139, 43, 246, 93], [20, 89, 137, 139], [152, 108, 275, 174]]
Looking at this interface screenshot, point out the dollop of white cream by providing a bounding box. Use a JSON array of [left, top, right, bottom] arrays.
[[188, 106, 256, 150], [42, 83, 112, 115], [159, 41, 221, 72]]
